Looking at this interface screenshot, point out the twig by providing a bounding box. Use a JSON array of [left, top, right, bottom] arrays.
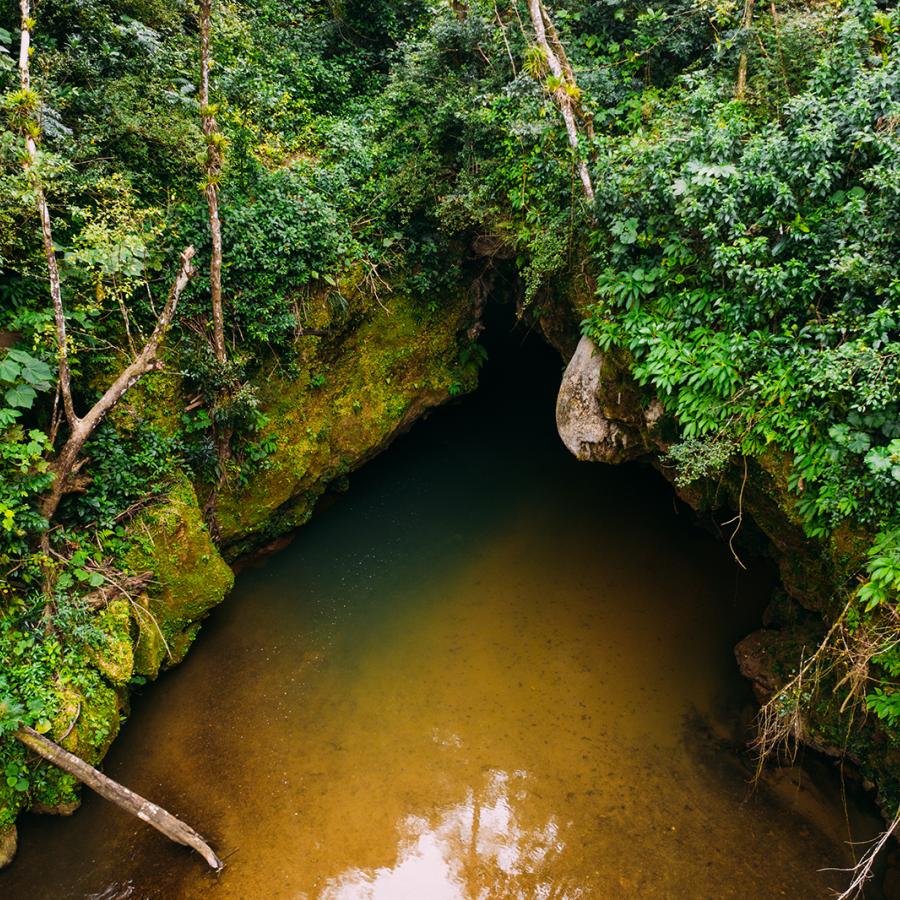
[[827, 811, 900, 899], [59, 701, 81, 742]]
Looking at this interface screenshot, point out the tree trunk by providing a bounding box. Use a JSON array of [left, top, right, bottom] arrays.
[[18, 0, 76, 428], [539, 5, 595, 143], [15, 726, 222, 871], [736, 0, 756, 99], [40, 248, 195, 522], [199, 0, 226, 365], [527, 0, 594, 202]]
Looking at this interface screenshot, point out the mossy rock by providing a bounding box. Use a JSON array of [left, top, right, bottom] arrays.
[[88, 599, 134, 686], [10, 673, 127, 826], [101, 361, 185, 442], [215, 287, 477, 556], [51, 678, 120, 764], [126, 473, 234, 678]]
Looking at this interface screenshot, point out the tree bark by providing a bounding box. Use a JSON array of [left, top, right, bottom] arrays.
[[539, 5, 595, 142], [15, 726, 222, 870], [527, 0, 594, 202], [199, 0, 226, 365], [40, 247, 196, 522], [18, 0, 76, 428], [736, 0, 756, 99]]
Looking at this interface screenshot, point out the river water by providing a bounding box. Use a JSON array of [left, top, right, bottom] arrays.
[[1, 317, 885, 898]]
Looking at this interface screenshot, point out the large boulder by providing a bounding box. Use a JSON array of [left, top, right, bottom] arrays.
[[556, 336, 661, 464]]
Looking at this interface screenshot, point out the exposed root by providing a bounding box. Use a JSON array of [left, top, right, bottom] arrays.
[[720, 455, 748, 570], [751, 595, 855, 784], [826, 810, 900, 900], [127, 595, 174, 664]]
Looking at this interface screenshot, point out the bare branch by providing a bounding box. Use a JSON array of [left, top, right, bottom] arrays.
[[41, 247, 196, 522], [15, 726, 222, 870], [17, 0, 76, 428]]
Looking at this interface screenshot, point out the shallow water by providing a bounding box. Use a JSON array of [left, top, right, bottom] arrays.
[[1, 318, 884, 898]]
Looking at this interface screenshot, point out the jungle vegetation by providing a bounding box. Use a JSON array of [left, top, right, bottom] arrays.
[[0, 0, 897, 879]]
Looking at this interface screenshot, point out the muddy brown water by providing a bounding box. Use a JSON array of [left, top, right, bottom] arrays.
[[0, 322, 886, 899]]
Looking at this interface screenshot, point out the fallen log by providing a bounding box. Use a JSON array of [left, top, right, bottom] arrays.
[[14, 726, 222, 871]]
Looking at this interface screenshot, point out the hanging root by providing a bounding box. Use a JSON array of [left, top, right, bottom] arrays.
[[750, 596, 854, 784], [749, 595, 900, 896], [827, 810, 900, 900]]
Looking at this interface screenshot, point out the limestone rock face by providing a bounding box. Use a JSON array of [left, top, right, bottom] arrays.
[[555, 336, 656, 464], [0, 826, 16, 868]]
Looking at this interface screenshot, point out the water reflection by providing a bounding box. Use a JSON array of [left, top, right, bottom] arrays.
[[322, 770, 571, 900]]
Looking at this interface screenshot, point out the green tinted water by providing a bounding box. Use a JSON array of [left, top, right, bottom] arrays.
[[0, 325, 883, 898]]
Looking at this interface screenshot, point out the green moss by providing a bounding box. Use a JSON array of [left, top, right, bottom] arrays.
[[52, 675, 120, 764], [126, 473, 234, 678], [216, 288, 476, 556], [88, 599, 134, 686], [16, 667, 124, 820], [104, 364, 185, 442]]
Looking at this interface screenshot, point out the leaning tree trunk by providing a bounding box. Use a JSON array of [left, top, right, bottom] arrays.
[[15, 727, 222, 870], [527, 0, 595, 203]]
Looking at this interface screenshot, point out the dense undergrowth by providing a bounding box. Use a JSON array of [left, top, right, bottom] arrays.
[[0, 0, 897, 847]]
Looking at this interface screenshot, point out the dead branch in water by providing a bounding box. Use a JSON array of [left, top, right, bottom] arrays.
[[14, 727, 222, 871]]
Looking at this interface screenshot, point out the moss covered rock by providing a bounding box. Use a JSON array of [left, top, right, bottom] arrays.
[[127, 474, 234, 678], [88, 599, 134, 686], [215, 287, 477, 556]]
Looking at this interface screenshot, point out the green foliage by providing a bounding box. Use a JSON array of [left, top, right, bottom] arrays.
[[582, 5, 899, 544], [0, 350, 53, 568], [859, 530, 900, 613], [64, 424, 179, 527], [0, 349, 52, 426], [866, 688, 900, 728], [665, 436, 737, 486]]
